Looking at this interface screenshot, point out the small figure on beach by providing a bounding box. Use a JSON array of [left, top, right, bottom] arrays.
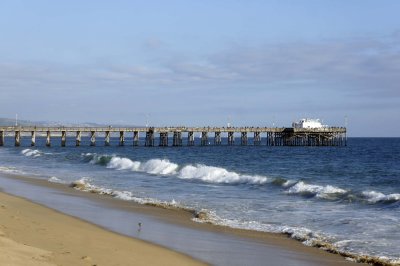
[[138, 222, 142, 232]]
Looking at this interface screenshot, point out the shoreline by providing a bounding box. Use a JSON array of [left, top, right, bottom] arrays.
[[0, 172, 365, 266], [0, 190, 206, 266]]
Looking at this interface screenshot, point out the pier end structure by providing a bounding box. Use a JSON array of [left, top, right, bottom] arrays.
[[0, 126, 346, 147]]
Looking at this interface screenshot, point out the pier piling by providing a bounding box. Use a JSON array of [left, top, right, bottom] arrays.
[[31, 131, 36, 147], [188, 132, 194, 146], [254, 132, 261, 145], [228, 132, 234, 145], [201, 132, 208, 146], [105, 131, 110, 146], [76, 131, 81, 147], [133, 131, 139, 146], [159, 132, 168, 146], [15, 131, 21, 147], [46, 131, 51, 147], [61, 131, 66, 147], [214, 132, 221, 145], [241, 132, 248, 146], [145, 128, 154, 147], [119, 131, 125, 146], [0, 131, 4, 146], [173, 131, 182, 146], [90, 131, 96, 146]]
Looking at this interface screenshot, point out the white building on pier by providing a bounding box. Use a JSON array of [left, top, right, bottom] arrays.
[[292, 118, 327, 129]]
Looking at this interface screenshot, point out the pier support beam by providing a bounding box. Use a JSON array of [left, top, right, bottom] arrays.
[[201, 132, 208, 146], [266, 132, 271, 146], [214, 132, 221, 145], [145, 128, 154, 147], [254, 132, 261, 145], [173, 132, 182, 146], [90, 131, 96, 146], [105, 131, 110, 146], [159, 132, 168, 146], [0, 131, 4, 146], [76, 131, 81, 147], [46, 131, 51, 147], [31, 131, 36, 146], [61, 131, 66, 147], [133, 131, 139, 146], [241, 132, 248, 146], [187, 132, 194, 146], [15, 131, 21, 147], [119, 131, 125, 146], [228, 132, 234, 145]]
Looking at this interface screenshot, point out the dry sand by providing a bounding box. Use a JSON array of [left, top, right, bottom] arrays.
[[0, 191, 206, 266]]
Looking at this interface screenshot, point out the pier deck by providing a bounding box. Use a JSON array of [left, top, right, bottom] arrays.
[[0, 126, 346, 147]]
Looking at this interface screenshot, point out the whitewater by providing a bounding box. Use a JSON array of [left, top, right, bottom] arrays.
[[0, 137, 399, 265]]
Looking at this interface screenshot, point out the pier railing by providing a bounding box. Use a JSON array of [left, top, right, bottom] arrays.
[[0, 126, 347, 147]]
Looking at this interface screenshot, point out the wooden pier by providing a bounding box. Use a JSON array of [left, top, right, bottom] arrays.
[[0, 126, 347, 147]]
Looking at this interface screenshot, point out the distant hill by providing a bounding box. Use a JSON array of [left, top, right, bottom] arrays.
[[0, 118, 142, 127]]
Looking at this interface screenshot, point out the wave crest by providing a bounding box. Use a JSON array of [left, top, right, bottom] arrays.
[[178, 164, 268, 184], [362, 191, 400, 204], [107, 157, 141, 170], [286, 181, 347, 199], [21, 149, 41, 157], [141, 159, 178, 175], [83, 153, 178, 175]]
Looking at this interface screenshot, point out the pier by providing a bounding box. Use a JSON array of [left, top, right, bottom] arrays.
[[0, 126, 346, 147]]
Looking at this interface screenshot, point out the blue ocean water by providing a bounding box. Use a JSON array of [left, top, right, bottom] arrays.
[[0, 136, 399, 263]]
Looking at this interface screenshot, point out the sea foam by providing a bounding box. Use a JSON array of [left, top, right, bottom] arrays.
[[106, 156, 178, 175], [107, 156, 141, 170], [362, 190, 400, 204], [0, 166, 24, 175], [21, 148, 41, 157], [69, 177, 184, 210], [286, 181, 347, 199], [48, 176, 66, 184], [141, 159, 178, 175], [178, 164, 268, 184]]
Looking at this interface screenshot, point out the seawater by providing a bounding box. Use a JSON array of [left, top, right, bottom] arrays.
[[0, 137, 399, 264]]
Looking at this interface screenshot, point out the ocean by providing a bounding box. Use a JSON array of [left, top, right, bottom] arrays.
[[0, 136, 399, 264]]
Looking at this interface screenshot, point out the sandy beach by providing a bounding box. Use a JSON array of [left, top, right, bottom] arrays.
[[0, 173, 364, 266], [0, 191, 206, 266]]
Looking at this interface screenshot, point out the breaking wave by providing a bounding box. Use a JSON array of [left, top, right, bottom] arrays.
[[140, 159, 178, 175], [285, 181, 400, 205], [107, 157, 178, 175], [83, 153, 178, 175], [83, 153, 267, 184], [107, 156, 141, 170], [21, 149, 41, 157], [286, 181, 348, 199], [178, 164, 268, 184], [361, 191, 400, 204]]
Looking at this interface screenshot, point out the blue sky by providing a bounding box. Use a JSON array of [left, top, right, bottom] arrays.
[[0, 0, 399, 136]]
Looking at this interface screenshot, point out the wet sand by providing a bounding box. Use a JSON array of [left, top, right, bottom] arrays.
[[0, 173, 362, 266], [0, 191, 206, 266]]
